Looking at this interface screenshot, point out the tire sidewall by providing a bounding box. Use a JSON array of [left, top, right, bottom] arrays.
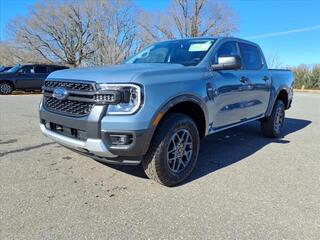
[[272, 100, 285, 137], [157, 115, 200, 185]]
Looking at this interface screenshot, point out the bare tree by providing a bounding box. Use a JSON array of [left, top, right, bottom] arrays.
[[9, 0, 137, 67], [267, 53, 285, 69], [138, 0, 236, 45], [6, 0, 236, 66], [0, 41, 48, 66], [87, 0, 137, 65], [9, 0, 98, 67]]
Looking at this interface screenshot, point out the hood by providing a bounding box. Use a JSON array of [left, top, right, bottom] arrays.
[[0, 72, 15, 78], [48, 63, 185, 83]]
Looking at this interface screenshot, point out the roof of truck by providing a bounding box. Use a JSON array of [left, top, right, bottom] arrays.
[[160, 36, 258, 46]]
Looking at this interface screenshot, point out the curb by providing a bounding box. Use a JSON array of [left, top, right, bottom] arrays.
[[294, 89, 320, 93]]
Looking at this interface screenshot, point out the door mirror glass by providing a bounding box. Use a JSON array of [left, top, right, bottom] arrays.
[[212, 55, 241, 70]]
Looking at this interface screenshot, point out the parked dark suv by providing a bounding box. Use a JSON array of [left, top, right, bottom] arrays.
[[0, 64, 69, 94]]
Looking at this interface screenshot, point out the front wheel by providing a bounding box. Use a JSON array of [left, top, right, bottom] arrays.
[[0, 82, 13, 95], [143, 113, 200, 187], [261, 100, 285, 138]]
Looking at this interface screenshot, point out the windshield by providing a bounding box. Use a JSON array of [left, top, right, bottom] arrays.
[[7, 64, 21, 73], [126, 39, 215, 66]]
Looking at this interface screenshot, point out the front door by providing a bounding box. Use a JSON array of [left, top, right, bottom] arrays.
[[15, 66, 37, 89], [15, 65, 48, 89], [209, 41, 255, 130]]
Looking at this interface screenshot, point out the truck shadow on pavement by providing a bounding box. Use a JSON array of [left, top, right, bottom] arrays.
[[106, 117, 311, 185]]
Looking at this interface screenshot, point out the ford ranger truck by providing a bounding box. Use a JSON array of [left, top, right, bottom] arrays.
[[39, 37, 294, 186]]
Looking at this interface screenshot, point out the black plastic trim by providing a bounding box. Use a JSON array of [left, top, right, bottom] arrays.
[[101, 129, 153, 157], [40, 103, 105, 139], [66, 147, 142, 165]]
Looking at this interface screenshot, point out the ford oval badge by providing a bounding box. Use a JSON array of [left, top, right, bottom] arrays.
[[53, 87, 68, 101]]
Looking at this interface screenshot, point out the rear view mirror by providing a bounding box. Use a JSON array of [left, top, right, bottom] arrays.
[[212, 55, 241, 70]]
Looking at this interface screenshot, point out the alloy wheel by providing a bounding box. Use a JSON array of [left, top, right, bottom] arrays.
[[0, 83, 12, 94], [167, 129, 193, 174]]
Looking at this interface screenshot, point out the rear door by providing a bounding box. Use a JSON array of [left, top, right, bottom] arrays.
[[238, 42, 271, 118], [33, 65, 49, 89]]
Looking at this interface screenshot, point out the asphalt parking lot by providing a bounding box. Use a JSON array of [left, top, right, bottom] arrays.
[[0, 92, 319, 239]]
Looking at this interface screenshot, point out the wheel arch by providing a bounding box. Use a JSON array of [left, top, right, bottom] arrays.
[[265, 88, 289, 117], [149, 94, 208, 139], [0, 80, 15, 87], [276, 89, 289, 108]]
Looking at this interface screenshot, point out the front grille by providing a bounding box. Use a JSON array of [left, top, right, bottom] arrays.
[[44, 80, 95, 92], [44, 96, 94, 117]]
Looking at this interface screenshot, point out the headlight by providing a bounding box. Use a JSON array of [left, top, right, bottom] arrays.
[[97, 83, 142, 115]]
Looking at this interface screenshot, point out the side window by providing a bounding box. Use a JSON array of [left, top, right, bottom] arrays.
[[34, 66, 47, 74], [47, 67, 55, 73], [55, 66, 67, 71], [214, 41, 238, 64], [239, 43, 262, 70], [20, 66, 34, 74], [48, 66, 67, 73]]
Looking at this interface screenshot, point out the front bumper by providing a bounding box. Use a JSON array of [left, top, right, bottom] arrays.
[[40, 123, 117, 158], [39, 102, 153, 165]]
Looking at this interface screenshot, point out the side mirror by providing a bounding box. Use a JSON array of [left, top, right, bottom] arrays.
[[212, 55, 241, 70]]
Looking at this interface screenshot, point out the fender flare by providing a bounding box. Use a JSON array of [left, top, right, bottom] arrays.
[[265, 87, 289, 117], [148, 93, 209, 135]]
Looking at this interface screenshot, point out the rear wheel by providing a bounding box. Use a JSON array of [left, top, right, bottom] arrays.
[[261, 100, 285, 138], [0, 82, 13, 95], [143, 113, 200, 187]]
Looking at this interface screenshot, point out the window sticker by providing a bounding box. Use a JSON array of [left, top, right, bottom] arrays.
[[189, 41, 212, 52]]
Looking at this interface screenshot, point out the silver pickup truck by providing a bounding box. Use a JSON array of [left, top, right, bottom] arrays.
[[39, 37, 294, 186]]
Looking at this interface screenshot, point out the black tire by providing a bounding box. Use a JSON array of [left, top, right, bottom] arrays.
[[143, 113, 200, 187], [0, 82, 13, 95], [261, 100, 285, 138]]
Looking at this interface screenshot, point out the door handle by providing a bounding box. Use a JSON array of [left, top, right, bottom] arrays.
[[206, 82, 214, 100], [240, 76, 249, 83], [262, 76, 269, 81]]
